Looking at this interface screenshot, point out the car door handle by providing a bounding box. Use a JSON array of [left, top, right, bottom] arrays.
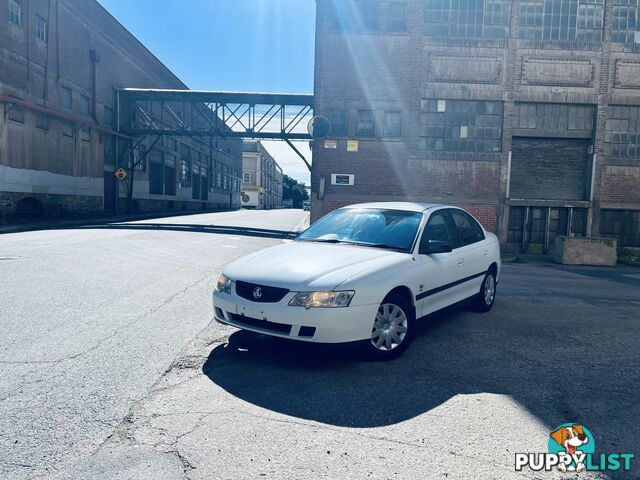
[[482, 250, 489, 257], [457, 259, 464, 266]]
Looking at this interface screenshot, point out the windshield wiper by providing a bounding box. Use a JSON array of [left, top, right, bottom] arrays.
[[352, 242, 408, 252], [299, 238, 346, 244]]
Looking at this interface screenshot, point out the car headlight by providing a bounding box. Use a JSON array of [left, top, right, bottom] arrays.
[[288, 291, 355, 309], [216, 274, 232, 294]]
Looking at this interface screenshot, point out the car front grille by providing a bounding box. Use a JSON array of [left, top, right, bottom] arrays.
[[235, 280, 290, 303], [229, 313, 292, 335]]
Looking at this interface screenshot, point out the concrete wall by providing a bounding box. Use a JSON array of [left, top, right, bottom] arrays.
[[554, 236, 618, 267]]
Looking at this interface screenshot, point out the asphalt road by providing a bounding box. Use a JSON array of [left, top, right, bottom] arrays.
[[2, 210, 640, 479], [0, 209, 308, 479]]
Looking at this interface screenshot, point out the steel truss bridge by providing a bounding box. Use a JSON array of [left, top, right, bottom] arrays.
[[116, 89, 316, 170]]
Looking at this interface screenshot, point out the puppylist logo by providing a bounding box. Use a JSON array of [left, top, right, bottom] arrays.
[[515, 423, 635, 473]]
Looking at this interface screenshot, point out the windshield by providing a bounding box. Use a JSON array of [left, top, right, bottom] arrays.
[[297, 208, 423, 252]]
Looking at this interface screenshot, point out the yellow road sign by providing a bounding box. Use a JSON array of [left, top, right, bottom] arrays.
[[115, 168, 128, 181]]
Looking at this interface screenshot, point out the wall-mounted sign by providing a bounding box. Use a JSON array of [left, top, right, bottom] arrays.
[[331, 174, 355, 186], [347, 140, 359, 152], [114, 168, 128, 181], [324, 140, 337, 149]]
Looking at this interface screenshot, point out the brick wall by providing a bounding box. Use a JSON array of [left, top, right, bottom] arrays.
[[313, 0, 640, 244], [0, 0, 243, 217]]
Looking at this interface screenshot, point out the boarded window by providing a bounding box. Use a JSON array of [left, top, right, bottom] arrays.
[[600, 209, 640, 247]]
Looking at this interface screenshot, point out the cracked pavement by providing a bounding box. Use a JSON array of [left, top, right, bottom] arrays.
[[2, 210, 640, 479]]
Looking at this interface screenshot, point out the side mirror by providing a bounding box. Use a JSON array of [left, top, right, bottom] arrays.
[[421, 240, 453, 255]]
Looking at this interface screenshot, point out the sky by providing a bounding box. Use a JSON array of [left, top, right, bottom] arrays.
[[97, 0, 316, 184]]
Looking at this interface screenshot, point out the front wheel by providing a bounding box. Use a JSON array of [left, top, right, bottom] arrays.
[[471, 272, 497, 312], [364, 293, 414, 361]]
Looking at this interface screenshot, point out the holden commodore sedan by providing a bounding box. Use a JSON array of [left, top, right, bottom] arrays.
[[213, 203, 500, 359]]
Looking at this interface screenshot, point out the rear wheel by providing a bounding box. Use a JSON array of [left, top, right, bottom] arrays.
[[471, 272, 496, 312], [365, 293, 414, 360]]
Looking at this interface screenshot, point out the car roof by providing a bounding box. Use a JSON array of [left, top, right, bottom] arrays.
[[339, 202, 443, 213]]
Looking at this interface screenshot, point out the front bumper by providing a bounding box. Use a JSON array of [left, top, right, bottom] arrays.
[[212, 289, 378, 343]]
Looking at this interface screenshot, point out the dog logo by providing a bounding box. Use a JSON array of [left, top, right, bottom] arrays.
[[252, 287, 263, 299], [548, 424, 595, 473], [516, 423, 634, 473]]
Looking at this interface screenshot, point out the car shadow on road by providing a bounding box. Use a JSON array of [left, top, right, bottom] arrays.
[[73, 223, 299, 239], [202, 302, 640, 458]]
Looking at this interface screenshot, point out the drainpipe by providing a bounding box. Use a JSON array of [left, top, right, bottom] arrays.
[[43, 0, 52, 105], [90, 50, 101, 121]]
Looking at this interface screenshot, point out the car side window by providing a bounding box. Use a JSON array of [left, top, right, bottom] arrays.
[[449, 210, 485, 247], [420, 211, 457, 252]]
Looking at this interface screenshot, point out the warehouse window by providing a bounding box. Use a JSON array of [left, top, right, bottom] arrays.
[[149, 150, 164, 195], [387, 3, 407, 32], [103, 106, 114, 127], [36, 113, 49, 130], [35, 15, 47, 43], [519, 0, 604, 42], [600, 210, 640, 247], [80, 127, 90, 142], [330, 110, 348, 136], [383, 111, 402, 138], [104, 136, 115, 165], [243, 172, 251, 184], [419, 99, 503, 153], [611, 4, 640, 44], [357, 110, 375, 137], [61, 86, 72, 109], [133, 144, 147, 172], [180, 144, 191, 187], [62, 121, 74, 137], [8, 103, 24, 123], [425, 0, 510, 39], [334, 1, 379, 32], [165, 155, 177, 196], [514, 103, 595, 135], [8, 0, 21, 26], [80, 95, 90, 116], [606, 105, 640, 158]]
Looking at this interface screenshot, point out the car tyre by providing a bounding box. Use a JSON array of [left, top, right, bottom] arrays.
[[470, 271, 497, 313], [364, 293, 415, 361]]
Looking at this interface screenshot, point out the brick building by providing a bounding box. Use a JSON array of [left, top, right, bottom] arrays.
[[312, 0, 640, 252], [0, 0, 243, 220], [242, 141, 283, 210]]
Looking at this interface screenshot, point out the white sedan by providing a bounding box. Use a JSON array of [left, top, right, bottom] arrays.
[[213, 203, 501, 359]]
